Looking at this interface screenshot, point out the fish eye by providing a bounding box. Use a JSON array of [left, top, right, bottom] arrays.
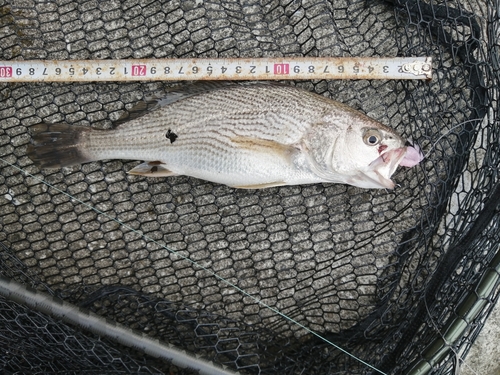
[[363, 129, 381, 146]]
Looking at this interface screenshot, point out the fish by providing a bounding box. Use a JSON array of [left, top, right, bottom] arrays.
[[27, 82, 423, 189]]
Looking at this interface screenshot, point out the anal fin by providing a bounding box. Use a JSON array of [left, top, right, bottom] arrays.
[[128, 161, 177, 177]]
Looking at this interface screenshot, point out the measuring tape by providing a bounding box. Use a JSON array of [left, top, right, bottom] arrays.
[[0, 57, 432, 82]]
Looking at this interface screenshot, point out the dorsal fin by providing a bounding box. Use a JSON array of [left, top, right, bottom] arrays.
[[114, 98, 160, 126]]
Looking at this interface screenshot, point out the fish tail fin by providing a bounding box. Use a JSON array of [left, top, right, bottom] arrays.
[[27, 123, 93, 169]]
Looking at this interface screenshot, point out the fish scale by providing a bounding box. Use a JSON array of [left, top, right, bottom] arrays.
[[27, 82, 423, 189]]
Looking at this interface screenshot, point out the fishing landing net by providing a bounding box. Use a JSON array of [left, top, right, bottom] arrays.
[[0, 0, 499, 374]]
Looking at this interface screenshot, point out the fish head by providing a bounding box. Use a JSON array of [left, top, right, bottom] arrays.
[[302, 100, 424, 189], [336, 126, 422, 189]]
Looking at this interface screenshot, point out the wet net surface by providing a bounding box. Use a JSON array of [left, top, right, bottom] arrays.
[[0, 0, 499, 374]]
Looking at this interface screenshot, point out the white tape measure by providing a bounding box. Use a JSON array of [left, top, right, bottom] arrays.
[[0, 57, 432, 82]]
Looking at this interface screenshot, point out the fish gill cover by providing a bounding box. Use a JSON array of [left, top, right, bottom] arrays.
[[0, 0, 499, 374]]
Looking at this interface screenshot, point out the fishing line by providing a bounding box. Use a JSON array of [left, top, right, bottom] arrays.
[[0, 157, 388, 375], [421, 118, 483, 160]]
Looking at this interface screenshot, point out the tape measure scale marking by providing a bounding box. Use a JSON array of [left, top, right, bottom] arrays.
[[0, 57, 432, 82]]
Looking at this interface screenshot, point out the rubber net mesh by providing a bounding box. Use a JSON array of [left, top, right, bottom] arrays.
[[0, 0, 499, 374]]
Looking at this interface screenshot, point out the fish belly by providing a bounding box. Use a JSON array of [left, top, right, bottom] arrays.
[[162, 142, 318, 187]]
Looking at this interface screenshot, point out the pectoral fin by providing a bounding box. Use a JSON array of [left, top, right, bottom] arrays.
[[230, 136, 297, 157], [128, 161, 177, 177]]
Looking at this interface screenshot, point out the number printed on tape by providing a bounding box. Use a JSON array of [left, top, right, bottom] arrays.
[[0, 66, 13, 78]]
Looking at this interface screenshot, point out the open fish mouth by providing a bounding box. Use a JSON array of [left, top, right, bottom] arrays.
[[368, 147, 407, 187], [364, 144, 423, 189], [379, 147, 408, 171], [343, 144, 423, 190]]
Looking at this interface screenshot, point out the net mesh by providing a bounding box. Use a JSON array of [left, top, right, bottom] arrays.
[[0, 0, 499, 374]]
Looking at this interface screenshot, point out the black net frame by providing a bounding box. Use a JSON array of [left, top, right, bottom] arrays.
[[0, 0, 499, 374]]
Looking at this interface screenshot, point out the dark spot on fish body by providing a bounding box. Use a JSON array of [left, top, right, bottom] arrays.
[[166, 129, 178, 143], [150, 166, 158, 173]]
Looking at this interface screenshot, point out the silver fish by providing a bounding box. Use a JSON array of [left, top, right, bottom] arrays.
[[27, 82, 422, 189]]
